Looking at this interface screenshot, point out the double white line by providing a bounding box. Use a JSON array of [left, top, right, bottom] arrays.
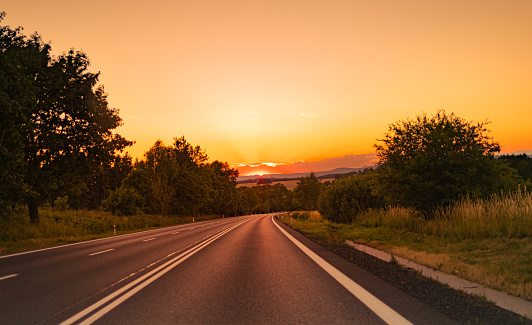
[[61, 218, 253, 325]]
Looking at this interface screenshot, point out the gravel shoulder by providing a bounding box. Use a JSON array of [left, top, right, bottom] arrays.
[[294, 229, 532, 325]]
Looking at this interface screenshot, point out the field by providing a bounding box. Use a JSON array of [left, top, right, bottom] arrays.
[[238, 178, 336, 190]]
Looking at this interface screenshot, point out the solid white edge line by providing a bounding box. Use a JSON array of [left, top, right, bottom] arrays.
[[60, 217, 255, 325], [88, 249, 115, 256], [0, 274, 18, 281], [271, 216, 413, 325]]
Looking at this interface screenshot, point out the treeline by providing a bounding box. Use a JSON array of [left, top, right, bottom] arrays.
[[0, 13, 302, 223], [317, 111, 532, 223]]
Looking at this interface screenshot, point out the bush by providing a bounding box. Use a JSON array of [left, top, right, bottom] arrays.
[[53, 196, 70, 211], [103, 186, 143, 216], [318, 172, 383, 223]]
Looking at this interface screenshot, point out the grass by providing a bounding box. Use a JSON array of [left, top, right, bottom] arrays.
[[238, 178, 336, 190], [0, 207, 220, 255], [280, 190, 532, 301]]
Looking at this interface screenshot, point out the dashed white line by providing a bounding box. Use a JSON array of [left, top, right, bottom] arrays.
[[60, 217, 256, 325], [0, 274, 18, 281], [143, 238, 156, 242], [171, 231, 180, 235], [89, 249, 115, 256]]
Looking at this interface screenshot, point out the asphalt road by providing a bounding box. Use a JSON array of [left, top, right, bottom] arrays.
[[0, 214, 457, 324]]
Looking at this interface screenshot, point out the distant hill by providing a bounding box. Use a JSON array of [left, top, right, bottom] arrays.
[[236, 167, 366, 184]]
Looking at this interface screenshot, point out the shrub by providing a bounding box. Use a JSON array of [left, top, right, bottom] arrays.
[[103, 186, 143, 216], [53, 196, 70, 211], [318, 172, 383, 223]]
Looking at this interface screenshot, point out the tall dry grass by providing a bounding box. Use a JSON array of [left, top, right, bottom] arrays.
[[354, 188, 532, 240], [430, 189, 532, 239]]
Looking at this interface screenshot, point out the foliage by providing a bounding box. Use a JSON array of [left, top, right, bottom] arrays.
[[373, 110, 521, 213], [318, 172, 384, 223], [0, 13, 132, 222], [498, 154, 532, 184], [53, 196, 70, 211], [103, 186, 143, 216], [0, 12, 47, 217], [126, 137, 240, 217], [292, 172, 322, 211], [237, 183, 292, 215]]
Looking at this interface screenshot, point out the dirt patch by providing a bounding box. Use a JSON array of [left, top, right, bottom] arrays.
[[299, 231, 532, 325]]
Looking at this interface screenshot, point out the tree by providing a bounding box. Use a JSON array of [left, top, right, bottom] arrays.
[[207, 161, 239, 215], [141, 140, 178, 215], [498, 154, 532, 185], [133, 137, 239, 217], [0, 12, 50, 217], [293, 172, 322, 211], [374, 110, 521, 213], [0, 14, 132, 222]]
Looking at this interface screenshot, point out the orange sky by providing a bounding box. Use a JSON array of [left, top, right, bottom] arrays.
[[3, 1, 532, 175]]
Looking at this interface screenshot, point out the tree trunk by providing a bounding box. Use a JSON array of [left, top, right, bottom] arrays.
[[28, 198, 39, 224]]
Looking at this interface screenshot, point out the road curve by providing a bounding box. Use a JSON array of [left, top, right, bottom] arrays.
[[0, 214, 456, 324]]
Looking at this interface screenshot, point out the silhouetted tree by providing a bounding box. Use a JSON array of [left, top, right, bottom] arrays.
[[374, 110, 521, 214], [0, 13, 132, 222]]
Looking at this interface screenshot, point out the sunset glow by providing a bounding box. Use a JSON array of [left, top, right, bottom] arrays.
[[3, 1, 532, 175]]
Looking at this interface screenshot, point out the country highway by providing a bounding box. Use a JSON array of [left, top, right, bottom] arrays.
[[0, 214, 457, 324]]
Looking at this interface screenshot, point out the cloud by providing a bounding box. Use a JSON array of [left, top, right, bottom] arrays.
[[300, 113, 319, 118]]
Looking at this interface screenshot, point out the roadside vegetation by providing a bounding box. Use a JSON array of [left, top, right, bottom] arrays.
[[280, 201, 532, 301]]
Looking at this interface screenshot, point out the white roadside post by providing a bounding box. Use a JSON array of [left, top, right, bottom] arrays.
[[113, 225, 116, 236]]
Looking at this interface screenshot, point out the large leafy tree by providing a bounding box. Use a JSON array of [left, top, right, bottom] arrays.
[[0, 12, 50, 216], [374, 110, 521, 213], [0, 13, 132, 222]]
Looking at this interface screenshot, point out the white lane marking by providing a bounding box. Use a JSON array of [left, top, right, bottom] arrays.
[[272, 216, 413, 325], [0, 217, 251, 259], [171, 231, 180, 235], [188, 228, 194, 231], [0, 224, 184, 259], [60, 217, 256, 325], [0, 274, 18, 281], [143, 238, 156, 242], [89, 249, 115, 256]]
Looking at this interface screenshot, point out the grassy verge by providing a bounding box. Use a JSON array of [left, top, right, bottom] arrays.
[[0, 207, 221, 255], [280, 207, 532, 301]]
